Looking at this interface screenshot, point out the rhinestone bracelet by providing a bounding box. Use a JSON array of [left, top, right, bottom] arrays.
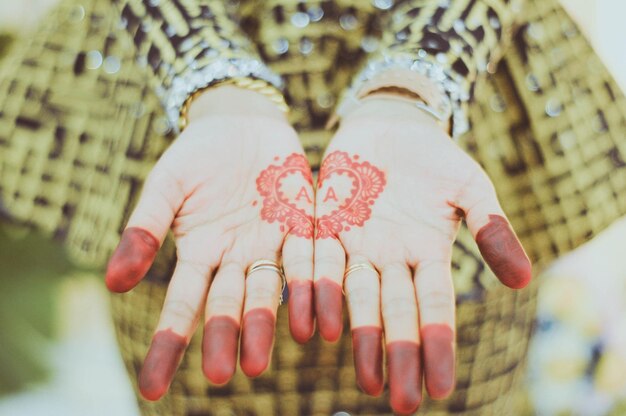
[[162, 57, 286, 134], [336, 53, 470, 138]]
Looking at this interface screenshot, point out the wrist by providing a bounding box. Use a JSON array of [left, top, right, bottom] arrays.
[[333, 68, 452, 134], [342, 97, 450, 134], [333, 54, 470, 137], [187, 84, 287, 124]]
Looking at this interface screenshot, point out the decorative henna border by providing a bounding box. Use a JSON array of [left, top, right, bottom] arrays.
[[316, 151, 386, 239], [256, 153, 314, 239]]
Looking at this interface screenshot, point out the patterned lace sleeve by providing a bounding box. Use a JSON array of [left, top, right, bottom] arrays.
[[112, 0, 282, 132], [348, 0, 526, 137]]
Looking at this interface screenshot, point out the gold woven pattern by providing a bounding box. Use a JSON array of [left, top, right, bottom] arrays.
[[111, 0, 261, 98], [0, 0, 173, 267], [1, 0, 626, 414]]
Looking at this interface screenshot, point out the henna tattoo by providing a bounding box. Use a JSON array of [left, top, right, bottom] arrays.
[[316, 151, 386, 239], [256, 153, 314, 238], [105, 227, 159, 293], [240, 308, 276, 377], [288, 280, 315, 344], [202, 316, 239, 385], [475, 215, 532, 289], [314, 278, 344, 342], [421, 324, 455, 399], [352, 326, 384, 396], [139, 329, 187, 401], [386, 341, 422, 415]]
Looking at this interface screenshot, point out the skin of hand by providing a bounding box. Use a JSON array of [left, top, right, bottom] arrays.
[[313, 97, 532, 415], [104, 85, 316, 400]]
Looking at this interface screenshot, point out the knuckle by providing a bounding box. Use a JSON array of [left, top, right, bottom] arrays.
[[416, 259, 448, 277], [218, 261, 244, 275], [163, 299, 197, 321], [283, 254, 313, 275], [381, 262, 410, 276], [145, 167, 171, 190], [245, 285, 278, 302], [178, 259, 212, 282], [468, 169, 497, 200], [346, 286, 376, 308], [206, 295, 241, 314], [314, 254, 344, 268], [383, 297, 416, 320], [418, 289, 454, 313]]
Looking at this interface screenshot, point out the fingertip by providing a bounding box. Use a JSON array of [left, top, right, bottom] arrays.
[[138, 329, 187, 402], [240, 308, 276, 377], [202, 316, 239, 385], [387, 341, 422, 415], [314, 278, 343, 342], [139, 383, 167, 402], [506, 259, 532, 289], [241, 354, 270, 378], [105, 227, 159, 293], [421, 324, 455, 400], [352, 327, 384, 396], [288, 280, 315, 344], [475, 215, 532, 289]]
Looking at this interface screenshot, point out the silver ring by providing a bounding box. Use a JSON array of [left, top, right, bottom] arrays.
[[246, 259, 287, 305]]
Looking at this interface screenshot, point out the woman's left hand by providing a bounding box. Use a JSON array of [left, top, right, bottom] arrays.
[[104, 86, 315, 400], [313, 98, 532, 415]]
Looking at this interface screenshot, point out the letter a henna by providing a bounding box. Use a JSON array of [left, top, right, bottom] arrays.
[[295, 186, 313, 203], [256, 153, 314, 238], [323, 187, 339, 203], [316, 151, 386, 239]]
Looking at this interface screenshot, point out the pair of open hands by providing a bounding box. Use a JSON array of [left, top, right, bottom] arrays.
[[105, 85, 531, 415]]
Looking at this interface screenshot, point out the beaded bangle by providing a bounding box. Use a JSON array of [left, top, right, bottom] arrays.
[[360, 86, 452, 134], [162, 57, 286, 134], [178, 77, 289, 131], [335, 53, 471, 138]]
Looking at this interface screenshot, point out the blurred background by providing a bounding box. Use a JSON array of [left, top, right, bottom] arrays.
[[0, 1, 625, 415]]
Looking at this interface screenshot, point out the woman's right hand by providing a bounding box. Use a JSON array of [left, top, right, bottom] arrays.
[[105, 85, 315, 400], [313, 98, 532, 414]]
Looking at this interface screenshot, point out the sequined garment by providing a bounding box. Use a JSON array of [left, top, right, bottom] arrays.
[[1, 0, 626, 415]]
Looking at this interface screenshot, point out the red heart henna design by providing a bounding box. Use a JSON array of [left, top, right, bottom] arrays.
[[316, 151, 386, 239], [256, 153, 314, 239]]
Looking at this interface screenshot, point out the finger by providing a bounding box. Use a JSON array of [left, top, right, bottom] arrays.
[[458, 171, 532, 289], [414, 260, 456, 400], [344, 259, 383, 396], [313, 237, 346, 342], [202, 262, 245, 385], [105, 169, 184, 292], [240, 263, 282, 377], [283, 233, 314, 344], [139, 260, 211, 401], [381, 264, 422, 414]]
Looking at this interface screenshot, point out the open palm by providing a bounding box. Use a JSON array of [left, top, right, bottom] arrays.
[[313, 98, 532, 415], [105, 87, 315, 400]]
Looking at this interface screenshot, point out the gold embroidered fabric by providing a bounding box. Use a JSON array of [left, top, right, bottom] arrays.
[[112, 0, 261, 91], [1, 0, 625, 414]]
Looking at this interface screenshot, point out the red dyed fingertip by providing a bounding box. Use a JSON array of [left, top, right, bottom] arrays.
[[352, 326, 383, 396], [387, 341, 422, 415], [138, 329, 187, 401], [240, 308, 276, 377], [202, 316, 239, 385], [314, 278, 343, 342], [421, 324, 455, 399], [288, 280, 315, 344], [105, 227, 159, 293], [475, 215, 532, 289]]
